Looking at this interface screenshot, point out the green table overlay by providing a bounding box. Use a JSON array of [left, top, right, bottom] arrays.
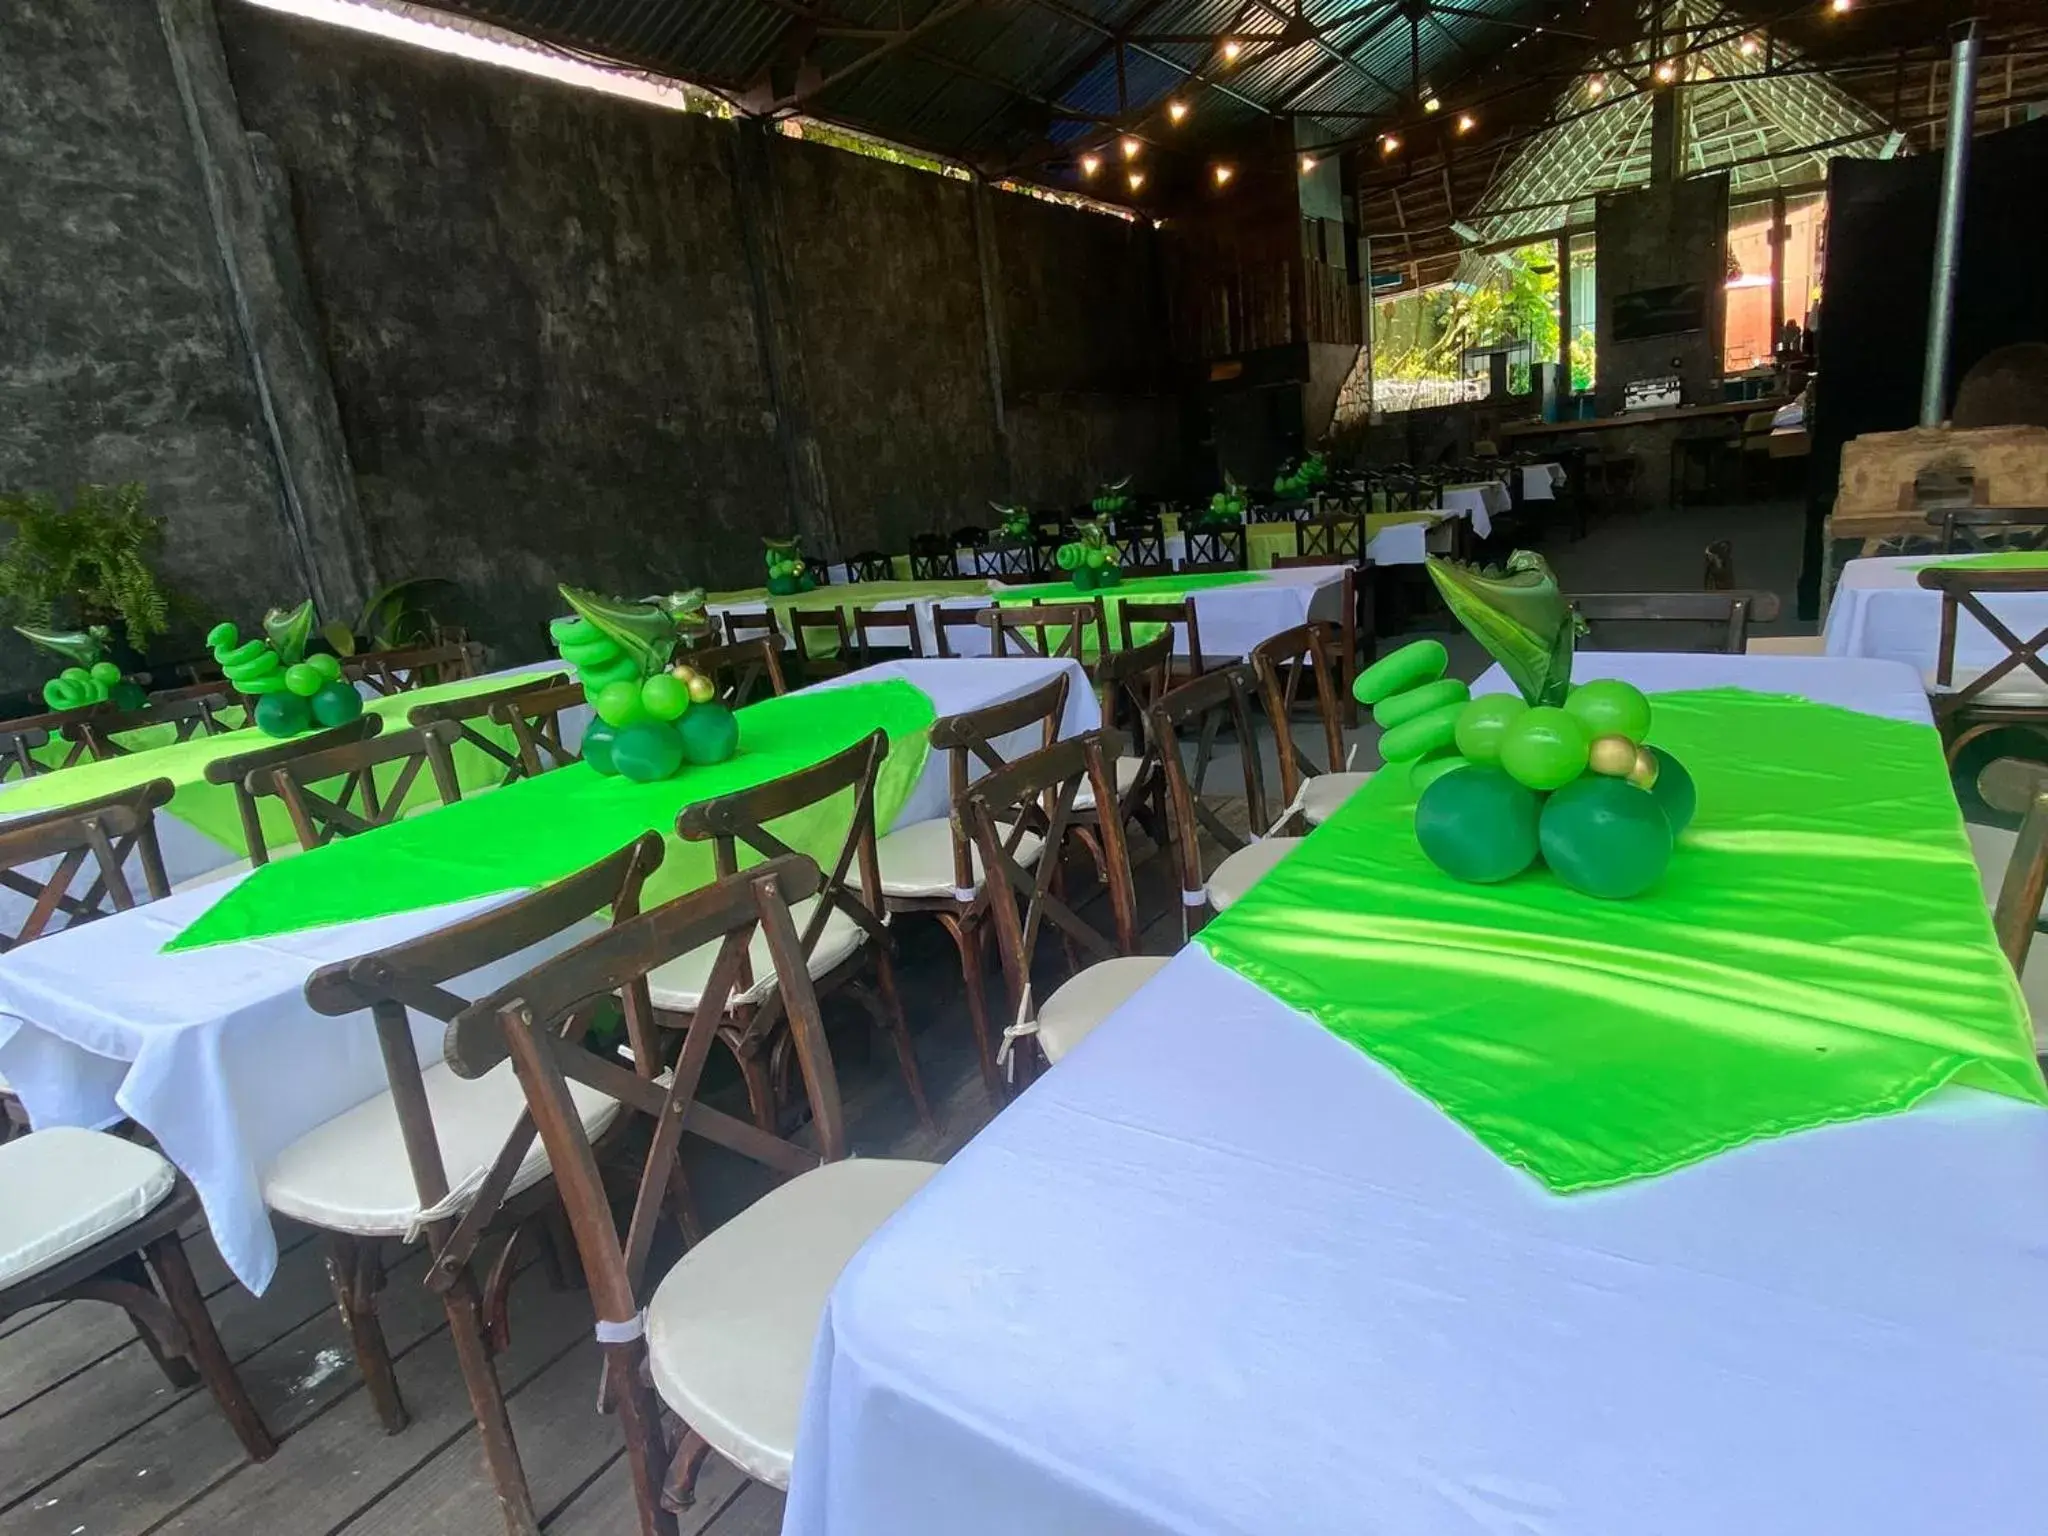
[[1908, 551, 2048, 572], [164, 679, 936, 953], [996, 570, 1264, 656], [4, 667, 565, 852], [1197, 687, 2047, 1191], [708, 579, 994, 658]]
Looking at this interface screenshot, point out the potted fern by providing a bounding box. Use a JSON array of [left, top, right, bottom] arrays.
[[0, 483, 173, 668]]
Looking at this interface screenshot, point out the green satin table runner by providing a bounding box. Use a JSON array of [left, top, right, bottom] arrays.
[[1197, 687, 2047, 1191], [164, 679, 936, 953], [996, 570, 1264, 656], [707, 579, 995, 659], [1909, 551, 2048, 571], [3, 667, 565, 852]]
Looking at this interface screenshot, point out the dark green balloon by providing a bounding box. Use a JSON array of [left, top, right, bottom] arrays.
[[254, 690, 311, 739], [581, 718, 621, 776], [677, 702, 739, 765], [310, 680, 363, 728], [1645, 746, 1696, 835], [611, 720, 685, 782], [1539, 774, 1673, 899], [1415, 764, 1541, 884], [110, 680, 148, 711]]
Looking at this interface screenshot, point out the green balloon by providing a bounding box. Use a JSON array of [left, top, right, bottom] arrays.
[[638, 672, 690, 722], [1645, 746, 1696, 834], [1410, 753, 1470, 792], [1096, 566, 1121, 588], [1071, 565, 1098, 592], [1498, 705, 1592, 791], [89, 660, 121, 686], [1374, 676, 1470, 731], [611, 720, 685, 782], [581, 718, 621, 776], [766, 572, 799, 597], [1539, 775, 1673, 899], [1453, 693, 1529, 764], [311, 679, 363, 727], [1354, 639, 1447, 706], [677, 702, 739, 765], [1564, 678, 1653, 744], [307, 651, 344, 681], [1415, 765, 1541, 884], [255, 690, 312, 739], [284, 662, 324, 698], [110, 680, 147, 711], [595, 679, 646, 729]]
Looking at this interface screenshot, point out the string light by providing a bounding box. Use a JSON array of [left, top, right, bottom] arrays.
[[1587, 74, 1606, 97], [1168, 99, 1189, 124], [1120, 135, 1142, 159], [1829, 0, 1850, 11], [1380, 133, 1401, 154], [1221, 38, 1243, 63], [1654, 60, 1677, 83], [1213, 163, 1235, 186], [1423, 94, 1441, 113], [1300, 154, 1318, 174], [1079, 151, 1100, 177], [1127, 170, 1146, 192], [1739, 36, 1760, 56], [1457, 112, 1475, 133]]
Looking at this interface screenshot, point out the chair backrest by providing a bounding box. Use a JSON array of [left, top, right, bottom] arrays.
[[1150, 664, 1272, 938], [675, 730, 889, 1022], [979, 601, 1106, 665], [685, 637, 787, 708], [931, 604, 990, 658], [0, 778, 175, 949], [1251, 622, 1349, 813], [928, 672, 1070, 900], [443, 855, 835, 1530], [850, 606, 925, 662], [76, 693, 233, 761], [1182, 524, 1247, 571], [304, 835, 666, 1273], [1296, 513, 1366, 561], [1094, 632, 1172, 822], [1572, 590, 1778, 653], [0, 721, 51, 782], [0, 702, 114, 777], [718, 608, 782, 650], [981, 541, 1036, 581], [1919, 566, 2048, 713], [787, 606, 852, 665], [406, 670, 571, 787], [1932, 505, 2048, 555], [344, 641, 483, 697], [1110, 520, 1168, 571], [843, 550, 891, 583], [256, 721, 464, 853], [1994, 786, 2048, 980], [1117, 599, 1203, 676], [909, 534, 960, 580], [203, 714, 386, 863], [486, 678, 587, 778], [963, 729, 1140, 1042]]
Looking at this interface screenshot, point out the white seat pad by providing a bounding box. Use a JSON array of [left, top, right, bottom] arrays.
[[262, 1059, 619, 1238], [1037, 954, 1172, 1063], [1072, 754, 1144, 811], [1744, 635, 1826, 655], [874, 816, 1044, 898], [1300, 772, 1374, 826], [0, 1127, 177, 1289], [1924, 664, 2048, 705], [647, 896, 866, 1012], [1206, 838, 1303, 912], [646, 1157, 940, 1488]]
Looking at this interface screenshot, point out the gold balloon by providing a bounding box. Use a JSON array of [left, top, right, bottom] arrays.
[[1587, 734, 1638, 777], [1626, 746, 1660, 790]]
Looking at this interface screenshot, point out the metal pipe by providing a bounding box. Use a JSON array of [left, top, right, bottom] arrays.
[[1921, 21, 1981, 427]]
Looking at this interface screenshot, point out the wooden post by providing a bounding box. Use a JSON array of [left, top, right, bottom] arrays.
[[1768, 189, 1787, 359], [1555, 227, 1573, 409]]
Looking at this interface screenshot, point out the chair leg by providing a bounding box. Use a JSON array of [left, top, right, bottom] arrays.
[[867, 949, 936, 1133], [724, 1033, 778, 1136], [325, 1234, 409, 1433], [610, 1341, 682, 1536], [442, 1268, 540, 1536], [661, 1424, 716, 1513], [939, 909, 1002, 1099], [145, 1231, 277, 1462], [106, 1251, 200, 1390]]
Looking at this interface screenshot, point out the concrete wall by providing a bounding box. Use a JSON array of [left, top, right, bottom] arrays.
[[1593, 175, 1730, 417]]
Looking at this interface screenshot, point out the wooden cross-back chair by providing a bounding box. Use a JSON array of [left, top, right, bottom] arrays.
[[1919, 566, 2048, 764], [1296, 511, 1367, 562], [1117, 597, 1206, 678], [1572, 590, 1777, 654], [0, 778, 173, 953], [256, 720, 464, 853], [289, 836, 665, 1535], [849, 605, 924, 662], [964, 728, 1165, 1081], [447, 855, 940, 1531], [75, 693, 233, 762], [203, 715, 385, 867], [653, 729, 930, 1134], [406, 670, 570, 789], [1932, 505, 2048, 554], [842, 549, 892, 583], [1110, 517, 1169, 572], [717, 608, 782, 650], [931, 603, 990, 657], [344, 641, 483, 697], [875, 672, 1070, 1096], [1182, 523, 1247, 571], [980, 540, 1037, 580], [1151, 664, 1288, 940], [1251, 621, 1371, 829], [683, 636, 786, 709], [786, 606, 854, 678], [979, 600, 1107, 667], [1076, 633, 1172, 875], [1992, 783, 2048, 989], [0, 702, 108, 777], [488, 678, 587, 778], [909, 534, 960, 580]]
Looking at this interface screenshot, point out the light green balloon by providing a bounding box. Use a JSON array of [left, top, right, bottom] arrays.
[[1454, 694, 1530, 764], [1498, 705, 1591, 792]]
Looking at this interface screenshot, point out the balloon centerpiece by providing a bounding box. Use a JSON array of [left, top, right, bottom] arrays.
[[1089, 477, 1133, 521], [1273, 451, 1330, 501], [208, 600, 361, 738], [549, 586, 737, 783], [1202, 475, 1248, 526], [991, 502, 1033, 543], [763, 537, 816, 598], [19, 625, 147, 714], [1354, 552, 1696, 900], [1054, 518, 1121, 592]]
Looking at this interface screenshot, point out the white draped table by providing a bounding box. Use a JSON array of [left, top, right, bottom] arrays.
[[0, 657, 1095, 1292], [783, 652, 2048, 1536], [1825, 555, 2048, 678]]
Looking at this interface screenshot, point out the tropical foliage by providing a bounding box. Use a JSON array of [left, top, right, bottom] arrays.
[[0, 482, 172, 650]]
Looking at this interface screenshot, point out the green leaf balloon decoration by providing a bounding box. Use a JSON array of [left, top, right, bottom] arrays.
[[262, 599, 316, 667], [1423, 551, 1585, 708], [17, 623, 110, 668], [558, 585, 680, 678]]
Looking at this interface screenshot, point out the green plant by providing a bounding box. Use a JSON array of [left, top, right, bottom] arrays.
[[320, 576, 459, 656], [0, 483, 172, 651]]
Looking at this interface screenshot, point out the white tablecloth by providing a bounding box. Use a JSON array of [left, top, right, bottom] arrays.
[[1824, 555, 2048, 678], [0, 656, 1093, 1293], [1437, 478, 1508, 536], [785, 652, 2048, 1536], [1521, 461, 1566, 501]]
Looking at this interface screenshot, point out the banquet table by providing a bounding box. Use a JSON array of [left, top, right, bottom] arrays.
[[0, 655, 1095, 1293], [784, 651, 2048, 1536], [1437, 477, 1507, 534], [1825, 553, 2048, 676], [1520, 460, 1566, 500], [705, 577, 994, 657]]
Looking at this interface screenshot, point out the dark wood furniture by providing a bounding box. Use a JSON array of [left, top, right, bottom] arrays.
[[488, 678, 586, 779], [0, 779, 173, 952], [1295, 512, 1368, 561], [1181, 523, 1247, 571], [76, 693, 234, 761], [908, 534, 959, 580], [343, 641, 483, 697], [1919, 566, 2048, 767], [682, 637, 787, 708], [1116, 598, 1205, 677], [978, 601, 1108, 666], [1151, 665, 1275, 941], [849, 606, 925, 662], [203, 715, 385, 866], [407, 670, 571, 788], [0, 702, 110, 777], [1251, 622, 1352, 824], [1110, 517, 1169, 571], [717, 609, 782, 650], [930, 604, 990, 657], [255, 721, 465, 852], [1571, 590, 1780, 653], [785, 606, 854, 678], [1932, 506, 2048, 554], [842, 550, 892, 583], [1269, 555, 1375, 719]]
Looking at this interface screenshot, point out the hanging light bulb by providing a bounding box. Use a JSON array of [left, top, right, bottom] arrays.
[[1221, 38, 1243, 63], [1739, 35, 1760, 56], [1587, 74, 1606, 97], [1299, 154, 1318, 174], [1457, 112, 1476, 133], [1380, 133, 1401, 155], [1654, 60, 1677, 83], [1423, 93, 1441, 113], [1213, 163, 1234, 186], [1168, 99, 1189, 124], [1127, 169, 1146, 192], [1829, 0, 1850, 11], [1079, 151, 1101, 178], [1121, 135, 1142, 160]]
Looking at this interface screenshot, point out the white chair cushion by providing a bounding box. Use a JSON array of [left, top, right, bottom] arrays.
[[1037, 953, 1172, 1063], [646, 1157, 940, 1488], [873, 816, 1043, 899], [261, 1059, 620, 1238], [1924, 664, 2048, 705], [1300, 771, 1374, 826], [0, 1127, 177, 1289], [1206, 838, 1303, 912], [1743, 635, 1826, 655], [646, 896, 865, 1012], [1072, 754, 1145, 811], [171, 840, 305, 894]]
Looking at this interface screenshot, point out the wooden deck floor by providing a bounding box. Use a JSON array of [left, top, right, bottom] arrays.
[[2, 826, 1202, 1536]]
